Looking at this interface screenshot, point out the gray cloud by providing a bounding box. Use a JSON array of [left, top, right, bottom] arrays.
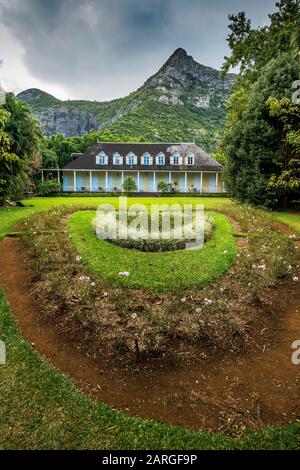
[[0, 0, 277, 100]]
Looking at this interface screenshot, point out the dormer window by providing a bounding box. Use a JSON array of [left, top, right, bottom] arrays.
[[170, 152, 182, 165], [156, 152, 165, 165], [126, 152, 137, 165], [142, 152, 152, 165], [113, 152, 123, 165], [186, 153, 195, 165], [96, 151, 108, 165]]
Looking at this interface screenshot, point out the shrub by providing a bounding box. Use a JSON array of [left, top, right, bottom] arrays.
[[122, 176, 137, 193], [36, 179, 61, 196]]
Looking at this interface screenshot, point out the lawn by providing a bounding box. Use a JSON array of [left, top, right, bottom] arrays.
[[0, 196, 300, 449], [1, 289, 300, 450], [68, 210, 236, 291]]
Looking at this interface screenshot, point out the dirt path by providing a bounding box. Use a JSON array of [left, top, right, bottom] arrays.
[[1, 234, 300, 435]]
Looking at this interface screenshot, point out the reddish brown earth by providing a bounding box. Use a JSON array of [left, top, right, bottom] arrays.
[[0, 231, 300, 436]]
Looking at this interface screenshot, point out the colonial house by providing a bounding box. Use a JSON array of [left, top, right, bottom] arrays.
[[42, 142, 225, 193]]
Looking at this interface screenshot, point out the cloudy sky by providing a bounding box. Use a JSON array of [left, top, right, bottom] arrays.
[[0, 0, 277, 101]]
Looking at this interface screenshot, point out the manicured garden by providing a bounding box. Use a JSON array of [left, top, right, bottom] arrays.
[[68, 210, 236, 291], [0, 196, 300, 449]]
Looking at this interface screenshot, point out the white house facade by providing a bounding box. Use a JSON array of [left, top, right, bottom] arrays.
[[42, 142, 225, 193]]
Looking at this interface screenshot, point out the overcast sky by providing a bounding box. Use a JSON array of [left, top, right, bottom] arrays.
[[0, 0, 277, 101]]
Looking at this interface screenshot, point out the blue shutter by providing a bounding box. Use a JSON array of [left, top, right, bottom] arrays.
[[139, 175, 144, 192], [208, 175, 216, 193], [76, 176, 84, 191], [108, 175, 114, 191], [179, 175, 185, 192], [92, 175, 98, 192], [194, 175, 201, 191], [63, 175, 68, 192]]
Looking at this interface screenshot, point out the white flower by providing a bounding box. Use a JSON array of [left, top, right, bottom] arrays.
[[223, 250, 228, 254], [195, 308, 202, 313], [119, 271, 130, 276], [220, 288, 224, 293], [91, 282, 96, 287], [79, 275, 90, 282], [131, 313, 137, 320], [252, 264, 257, 269], [257, 264, 266, 271], [181, 297, 187, 303], [237, 253, 241, 258], [76, 256, 82, 262], [204, 298, 213, 306], [293, 276, 299, 282], [33, 231, 37, 235]]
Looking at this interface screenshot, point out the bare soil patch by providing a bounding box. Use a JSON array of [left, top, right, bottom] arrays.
[[1, 232, 300, 435]]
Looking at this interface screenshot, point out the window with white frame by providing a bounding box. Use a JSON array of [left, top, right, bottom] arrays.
[[113, 152, 123, 165], [96, 151, 108, 165], [156, 152, 165, 165], [171, 152, 182, 165], [126, 152, 137, 165], [186, 153, 195, 165], [142, 152, 152, 165]]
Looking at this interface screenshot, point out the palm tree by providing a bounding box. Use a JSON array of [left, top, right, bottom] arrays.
[[4, 93, 42, 162]]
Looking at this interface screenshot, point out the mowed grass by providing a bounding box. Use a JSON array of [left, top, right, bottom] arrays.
[[68, 211, 236, 291], [1, 290, 300, 450], [0, 195, 231, 242], [0, 196, 300, 449], [274, 212, 300, 236]]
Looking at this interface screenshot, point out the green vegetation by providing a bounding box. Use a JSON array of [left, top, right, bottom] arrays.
[[0, 94, 41, 201], [222, 0, 300, 208], [1, 289, 300, 449], [122, 175, 137, 193], [0, 197, 300, 448], [68, 210, 236, 291]]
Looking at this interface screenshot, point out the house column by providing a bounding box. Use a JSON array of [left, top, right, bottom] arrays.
[[200, 172, 203, 194], [41, 169, 44, 183], [169, 171, 172, 184], [74, 171, 76, 193], [185, 172, 188, 193], [153, 171, 156, 192], [121, 171, 124, 192], [216, 172, 219, 192], [89, 170, 92, 193], [137, 171, 140, 192], [57, 169, 60, 184], [105, 171, 108, 192]]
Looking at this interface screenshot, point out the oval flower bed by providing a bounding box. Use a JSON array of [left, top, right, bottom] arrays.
[[21, 204, 296, 362], [68, 210, 236, 291]]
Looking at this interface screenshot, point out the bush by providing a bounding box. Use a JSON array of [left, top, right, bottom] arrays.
[[36, 179, 61, 196], [122, 176, 137, 193]]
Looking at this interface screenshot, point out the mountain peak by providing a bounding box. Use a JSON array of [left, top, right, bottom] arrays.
[[147, 48, 229, 89], [171, 47, 188, 58], [17, 88, 60, 106]]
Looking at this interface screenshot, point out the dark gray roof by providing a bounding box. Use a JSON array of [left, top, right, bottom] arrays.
[[63, 142, 223, 172]]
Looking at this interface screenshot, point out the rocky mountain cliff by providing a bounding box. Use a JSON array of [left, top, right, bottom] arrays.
[[17, 48, 235, 152]]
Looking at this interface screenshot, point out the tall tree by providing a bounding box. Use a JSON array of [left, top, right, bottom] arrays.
[[0, 106, 22, 199], [0, 94, 42, 201], [222, 0, 300, 207]]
